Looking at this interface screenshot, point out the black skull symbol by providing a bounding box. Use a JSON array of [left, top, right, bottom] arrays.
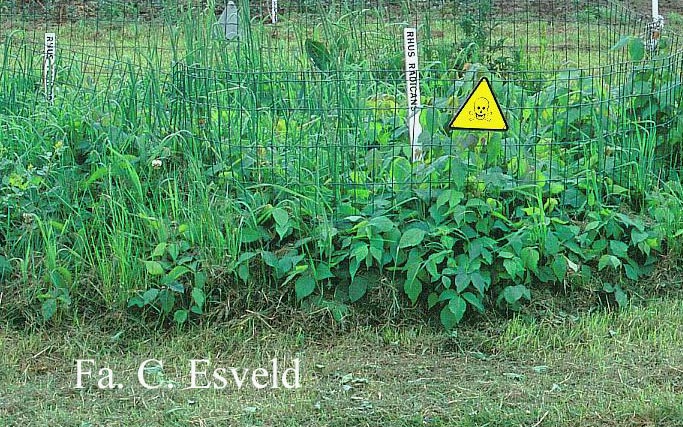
[[474, 97, 490, 120]]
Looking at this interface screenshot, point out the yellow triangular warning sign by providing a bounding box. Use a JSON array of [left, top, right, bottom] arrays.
[[449, 77, 509, 131]]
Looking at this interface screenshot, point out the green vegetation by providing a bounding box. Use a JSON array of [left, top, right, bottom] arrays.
[[1, 1, 683, 426], [2, 1, 682, 330]]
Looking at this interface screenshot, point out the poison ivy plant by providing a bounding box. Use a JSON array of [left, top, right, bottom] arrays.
[[128, 227, 207, 326]]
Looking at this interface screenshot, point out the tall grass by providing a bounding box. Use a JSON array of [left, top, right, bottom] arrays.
[[0, 1, 682, 324]]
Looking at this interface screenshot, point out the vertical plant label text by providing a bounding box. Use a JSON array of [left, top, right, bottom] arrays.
[[403, 28, 422, 162], [44, 33, 56, 104]]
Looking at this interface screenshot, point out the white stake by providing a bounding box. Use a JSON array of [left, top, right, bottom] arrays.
[[44, 32, 56, 105], [648, 0, 664, 52], [271, 0, 278, 24], [403, 27, 423, 162]]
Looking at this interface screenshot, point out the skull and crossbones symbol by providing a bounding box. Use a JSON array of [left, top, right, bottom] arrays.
[[470, 97, 493, 122]]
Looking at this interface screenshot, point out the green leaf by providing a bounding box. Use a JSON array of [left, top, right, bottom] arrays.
[[448, 296, 467, 324], [238, 263, 250, 282], [427, 292, 439, 309], [50, 267, 72, 288], [261, 251, 279, 268], [436, 190, 450, 208], [41, 299, 57, 322], [369, 216, 394, 233], [631, 229, 649, 245], [508, 233, 524, 255], [315, 262, 335, 280], [194, 271, 207, 289], [351, 243, 369, 261], [151, 242, 167, 258], [398, 228, 426, 249], [168, 281, 185, 293], [470, 271, 488, 294], [503, 285, 530, 305], [81, 166, 109, 189], [349, 257, 361, 282], [164, 265, 191, 283], [614, 286, 628, 308], [191, 287, 206, 308], [440, 306, 458, 331], [349, 277, 368, 302], [272, 207, 289, 227], [624, 263, 640, 280], [295, 275, 316, 301], [404, 276, 422, 304], [609, 240, 629, 258], [279, 254, 302, 275], [462, 292, 485, 313], [144, 260, 165, 276], [439, 289, 458, 301], [610, 35, 632, 51], [441, 275, 452, 289], [173, 309, 189, 324], [390, 157, 412, 185], [167, 243, 180, 263], [436, 189, 463, 209], [585, 220, 601, 231], [176, 256, 194, 266], [503, 258, 523, 279], [0, 255, 12, 277], [305, 38, 333, 72], [238, 251, 258, 263], [598, 254, 621, 271], [158, 290, 176, 314], [628, 37, 645, 61], [127, 296, 144, 308], [455, 273, 471, 293], [616, 213, 643, 232], [592, 239, 608, 253], [544, 232, 561, 255], [520, 247, 540, 272], [370, 236, 385, 265], [109, 148, 143, 201], [551, 256, 567, 281], [241, 227, 266, 244], [276, 224, 291, 240], [142, 288, 159, 304], [425, 257, 439, 280]]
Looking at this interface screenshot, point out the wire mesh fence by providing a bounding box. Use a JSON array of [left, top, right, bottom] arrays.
[[1, 0, 682, 217]]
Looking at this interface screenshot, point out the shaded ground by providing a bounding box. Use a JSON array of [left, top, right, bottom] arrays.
[[2, 295, 682, 426], [495, 0, 683, 16], [626, 0, 683, 15]]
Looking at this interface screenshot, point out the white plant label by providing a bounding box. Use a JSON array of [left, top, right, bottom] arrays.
[[404, 27, 422, 162], [44, 32, 56, 104], [647, 0, 664, 52], [271, 0, 277, 24]]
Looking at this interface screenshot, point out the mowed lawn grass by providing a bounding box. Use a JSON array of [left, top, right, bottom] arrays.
[[1, 292, 682, 427]]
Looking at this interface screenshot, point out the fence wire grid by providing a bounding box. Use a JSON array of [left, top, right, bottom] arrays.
[[1, 0, 682, 217]]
